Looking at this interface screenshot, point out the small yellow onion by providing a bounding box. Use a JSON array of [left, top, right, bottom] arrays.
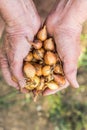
[[55, 53, 61, 63], [34, 63, 42, 76], [33, 48, 45, 60], [44, 51, 57, 65], [25, 76, 40, 90], [31, 76, 40, 88], [37, 25, 47, 41], [36, 78, 45, 91], [24, 52, 33, 62], [42, 65, 51, 76], [23, 63, 36, 78], [45, 74, 54, 82], [44, 38, 55, 51], [54, 64, 64, 75], [46, 81, 59, 90], [53, 74, 66, 85], [30, 40, 42, 49], [24, 82, 33, 90]]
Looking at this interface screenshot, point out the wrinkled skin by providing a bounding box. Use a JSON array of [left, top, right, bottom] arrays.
[[0, 0, 87, 95], [0, 0, 41, 91], [43, 0, 87, 95]]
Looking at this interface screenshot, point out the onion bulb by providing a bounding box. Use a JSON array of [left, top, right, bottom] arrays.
[[30, 40, 42, 49], [54, 64, 64, 75], [53, 74, 66, 85], [36, 78, 44, 91], [44, 51, 57, 65], [33, 48, 45, 60], [44, 38, 55, 51], [45, 74, 54, 82], [24, 52, 33, 62], [37, 26, 47, 41], [23, 63, 36, 78], [42, 65, 51, 76], [31, 76, 40, 88], [34, 63, 42, 76], [46, 81, 58, 90]]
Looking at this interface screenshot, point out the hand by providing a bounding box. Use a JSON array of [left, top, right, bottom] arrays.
[[0, 0, 41, 91], [44, 0, 87, 95], [0, 16, 5, 38]]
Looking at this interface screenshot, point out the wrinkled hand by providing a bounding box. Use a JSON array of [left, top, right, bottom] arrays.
[[0, 0, 41, 91], [44, 0, 87, 95]]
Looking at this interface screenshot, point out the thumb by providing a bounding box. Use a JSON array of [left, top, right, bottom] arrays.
[[63, 56, 79, 88], [10, 37, 31, 88], [54, 28, 81, 88]]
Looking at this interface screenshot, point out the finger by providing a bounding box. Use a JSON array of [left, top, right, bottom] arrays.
[[54, 29, 81, 88], [63, 56, 79, 88], [43, 80, 69, 96], [46, 0, 73, 35], [0, 50, 18, 89], [0, 16, 5, 38], [10, 37, 31, 88]]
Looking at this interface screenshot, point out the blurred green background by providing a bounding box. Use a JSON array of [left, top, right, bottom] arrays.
[[0, 0, 87, 130]]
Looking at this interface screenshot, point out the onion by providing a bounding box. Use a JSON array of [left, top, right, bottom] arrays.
[[44, 38, 55, 51], [45, 74, 54, 82], [34, 63, 42, 76], [31, 76, 40, 88], [24, 63, 36, 78], [33, 48, 45, 60], [37, 26, 47, 41], [53, 74, 66, 85], [54, 64, 64, 75], [30, 40, 42, 49], [46, 81, 59, 90], [36, 78, 45, 91], [44, 51, 57, 65], [42, 65, 51, 76], [24, 52, 33, 62]]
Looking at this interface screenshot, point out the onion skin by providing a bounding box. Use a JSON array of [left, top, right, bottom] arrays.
[[44, 38, 55, 51], [46, 81, 59, 90], [23, 63, 36, 78], [54, 64, 64, 75], [36, 78, 45, 91], [30, 40, 42, 49], [53, 74, 66, 85], [33, 48, 45, 60], [44, 51, 57, 65], [24, 52, 33, 62], [34, 63, 42, 76], [37, 26, 47, 41], [42, 65, 51, 76]]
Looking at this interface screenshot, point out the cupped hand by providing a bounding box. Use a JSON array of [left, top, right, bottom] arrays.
[[44, 0, 87, 95], [0, 0, 41, 91]]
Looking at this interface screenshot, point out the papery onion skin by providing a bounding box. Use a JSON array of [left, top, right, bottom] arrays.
[[37, 26, 47, 41], [44, 38, 55, 51], [23, 63, 36, 78], [24, 52, 33, 62], [31, 40, 42, 49], [42, 65, 51, 76], [44, 51, 57, 65], [46, 81, 59, 90]]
